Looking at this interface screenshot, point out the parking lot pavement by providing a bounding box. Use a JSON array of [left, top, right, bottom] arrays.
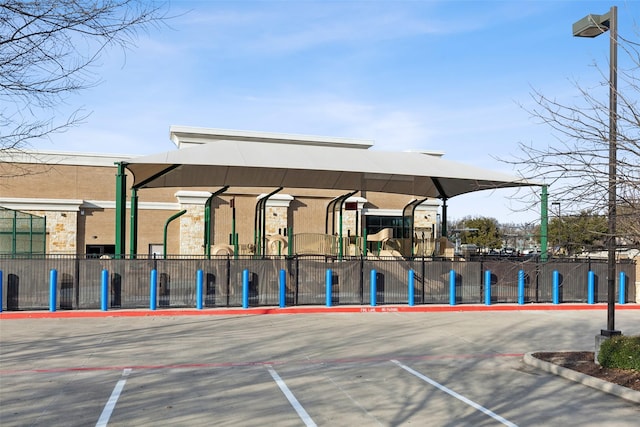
[[1, 309, 639, 426]]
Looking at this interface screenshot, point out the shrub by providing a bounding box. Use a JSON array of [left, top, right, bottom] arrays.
[[598, 335, 640, 371]]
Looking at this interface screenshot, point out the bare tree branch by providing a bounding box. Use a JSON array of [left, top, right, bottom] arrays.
[[0, 0, 168, 154], [504, 34, 640, 245]]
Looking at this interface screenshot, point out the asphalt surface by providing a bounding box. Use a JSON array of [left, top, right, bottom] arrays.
[[1, 306, 639, 426]]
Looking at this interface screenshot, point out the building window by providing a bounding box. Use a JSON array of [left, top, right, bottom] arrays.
[[364, 215, 410, 238], [86, 245, 115, 258]]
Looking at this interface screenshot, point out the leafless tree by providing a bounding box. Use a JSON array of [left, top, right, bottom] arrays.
[[0, 0, 167, 155], [507, 33, 640, 246]]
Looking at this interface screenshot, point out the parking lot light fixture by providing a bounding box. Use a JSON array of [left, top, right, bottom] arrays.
[[573, 6, 620, 337]]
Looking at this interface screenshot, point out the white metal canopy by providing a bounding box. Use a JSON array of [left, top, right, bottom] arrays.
[[124, 138, 537, 199]]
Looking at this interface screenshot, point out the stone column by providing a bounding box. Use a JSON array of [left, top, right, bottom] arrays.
[[20, 200, 84, 254], [175, 191, 212, 256], [262, 194, 293, 236], [342, 196, 367, 236]]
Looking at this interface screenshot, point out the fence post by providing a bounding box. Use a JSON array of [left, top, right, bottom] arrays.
[[325, 269, 332, 307], [518, 270, 525, 305], [150, 269, 157, 310], [49, 269, 57, 312], [0, 270, 3, 313], [242, 269, 249, 309], [552, 270, 560, 304], [484, 270, 491, 305], [449, 270, 456, 306], [196, 269, 203, 310], [588, 270, 595, 304], [279, 269, 286, 308], [619, 271, 626, 305], [101, 269, 109, 311], [408, 269, 415, 306], [370, 269, 377, 306]]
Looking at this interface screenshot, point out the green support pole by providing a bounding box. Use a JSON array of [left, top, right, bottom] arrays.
[[254, 188, 282, 258], [29, 215, 33, 255], [163, 210, 187, 259], [203, 185, 229, 259], [204, 187, 229, 258], [43, 216, 47, 254], [204, 197, 211, 259], [114, 162, 127, 259], [363, 228, 368, 257], [338, 201, 344, 260], [11, 210, 16, 256], [231, 198, 237, 257], [129, 188, 138, 258], [540, 185, 549, 261]]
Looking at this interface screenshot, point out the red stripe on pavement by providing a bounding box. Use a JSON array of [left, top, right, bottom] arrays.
[[0, 303, 637, 319], [0, 352, 524, 376]]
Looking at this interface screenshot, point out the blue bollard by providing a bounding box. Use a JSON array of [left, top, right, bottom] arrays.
[[0, 270, 3, 313], [408, 270, 415, 306], [518, 270, 525, 305], [484, 270, 491, 305], [150, 269, 157, 310], [101, 269, 109, 311], [619, 271, 626, 305], [370, 269, 377, 306], [242, 269, 249, 309], [449, 270, 456, 306], [552, 270, 560, 304], [49, 269, 58, 312], [279, 269, 286, 308], [326, 269, 332, 307], [588, 271, 595, 304], [196, 269, 203, 310]]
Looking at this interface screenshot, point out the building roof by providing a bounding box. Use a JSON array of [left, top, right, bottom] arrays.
[[124, 127, 538, 199]]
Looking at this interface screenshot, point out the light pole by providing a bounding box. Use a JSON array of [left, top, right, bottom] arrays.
[[573, 6, 620, 337]]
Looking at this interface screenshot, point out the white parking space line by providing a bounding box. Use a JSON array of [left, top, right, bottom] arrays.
[[390, 360, 518, 427], [96, 368, 132, 427], [266, 365, 317, 427]]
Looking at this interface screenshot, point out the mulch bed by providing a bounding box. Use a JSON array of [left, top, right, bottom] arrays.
[[533, 351, 640, 392]]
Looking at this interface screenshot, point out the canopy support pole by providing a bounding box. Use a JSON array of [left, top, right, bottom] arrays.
[[163, 210, 187, 258], [431, 178, 449, 238], [338, 191, 358, 259], [115, 162, 127, 259], [204, 186, 230, 258], [402, 197, 429, 257], [129, 188, 138, 258], [325, 191, 357, 236], [254, 187, 282, 257]]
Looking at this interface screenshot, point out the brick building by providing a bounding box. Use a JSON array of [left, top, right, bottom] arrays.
[[0, 127, 447, 257]]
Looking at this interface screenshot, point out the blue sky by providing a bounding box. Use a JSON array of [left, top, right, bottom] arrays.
[[32, 0, 640, 224]]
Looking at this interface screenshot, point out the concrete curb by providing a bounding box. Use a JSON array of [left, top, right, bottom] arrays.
[[0, 303, 639, 320], [523, 352, 640, 405]]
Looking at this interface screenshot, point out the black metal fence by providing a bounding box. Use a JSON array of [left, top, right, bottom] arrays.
[[0, 255, 636, 311]]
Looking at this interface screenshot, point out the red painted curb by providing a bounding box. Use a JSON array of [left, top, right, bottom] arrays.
[[0, 303, 637, 319]]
